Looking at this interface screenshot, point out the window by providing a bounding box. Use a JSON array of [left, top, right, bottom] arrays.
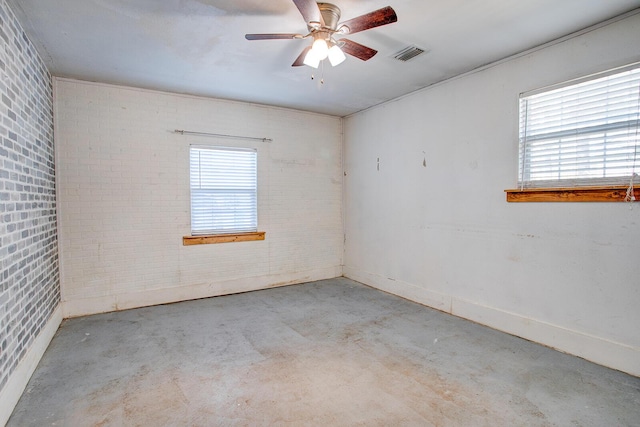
[[517, 63, 639, 191], [189, 146, 258, 236]]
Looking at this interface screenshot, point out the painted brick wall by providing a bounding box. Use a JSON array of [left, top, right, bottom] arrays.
[[54, 79, 343, 317], [0, 0, 59, 394]]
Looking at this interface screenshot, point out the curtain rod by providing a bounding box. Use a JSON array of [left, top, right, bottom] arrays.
[[174, 129, 272, 143]]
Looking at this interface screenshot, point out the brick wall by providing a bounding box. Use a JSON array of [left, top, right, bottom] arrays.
[[0, 0, 59, 394], [54, 79, 343, 316]]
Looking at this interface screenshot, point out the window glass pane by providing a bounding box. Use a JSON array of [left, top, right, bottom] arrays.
[[190, 146, 257, 235], [518, 64, 640, 188]]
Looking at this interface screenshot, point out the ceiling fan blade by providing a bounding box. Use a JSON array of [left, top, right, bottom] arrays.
[[292, 46, 312, 67], [292, 0, 325, 27], [340, 39, 378, 61], [338, 6, 397, 35], [245, 33, 302, 40]]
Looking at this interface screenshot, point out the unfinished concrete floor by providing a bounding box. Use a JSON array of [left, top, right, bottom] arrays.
[[8, 278, 640, 426]]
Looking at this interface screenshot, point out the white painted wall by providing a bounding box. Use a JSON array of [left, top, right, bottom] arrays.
[[343, 13, 640, 376], [54, 79, 343, 317]]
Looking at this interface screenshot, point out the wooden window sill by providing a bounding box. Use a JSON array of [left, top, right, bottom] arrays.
[[505, 186, 639, 202], [183, 232, 265, 246]]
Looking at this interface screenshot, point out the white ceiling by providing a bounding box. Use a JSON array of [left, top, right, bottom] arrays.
[[8, 0, 640, 116]]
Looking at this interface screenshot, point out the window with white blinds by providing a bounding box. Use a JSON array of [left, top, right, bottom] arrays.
[[189, 146, 257, 235], [518, 63, 640, 189]]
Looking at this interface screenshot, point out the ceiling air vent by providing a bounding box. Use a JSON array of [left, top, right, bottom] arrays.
[[392, 45, 425, 62]]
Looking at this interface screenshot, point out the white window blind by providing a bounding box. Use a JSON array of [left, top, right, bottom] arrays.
[[518, 63, 640, 189], [190, 146, 257, 235]]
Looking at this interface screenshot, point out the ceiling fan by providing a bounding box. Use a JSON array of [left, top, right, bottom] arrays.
[[245, 0, 397, 68]]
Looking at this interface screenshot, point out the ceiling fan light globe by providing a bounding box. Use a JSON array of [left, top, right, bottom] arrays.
[[312, 38, 329, 60], [303, 49, 321, 68], [328, 45, 346, 66]]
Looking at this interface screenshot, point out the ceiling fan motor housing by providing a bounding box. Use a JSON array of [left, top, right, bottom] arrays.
[[316, 3, 341, 30]]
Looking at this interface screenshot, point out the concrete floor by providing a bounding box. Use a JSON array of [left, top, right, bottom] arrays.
[[8, 278, 640, 426]]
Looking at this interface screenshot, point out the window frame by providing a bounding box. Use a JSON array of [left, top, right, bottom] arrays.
[[185, 145, 264, 244], [506, 62, 640, 203]]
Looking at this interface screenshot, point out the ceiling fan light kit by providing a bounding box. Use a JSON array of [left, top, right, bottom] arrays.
[[303, 35, 346, 68], [312, 37, 329, 60], [303, 48, 321, 68], [327, 44, 346, 66], [245, 0, 397, 69]]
